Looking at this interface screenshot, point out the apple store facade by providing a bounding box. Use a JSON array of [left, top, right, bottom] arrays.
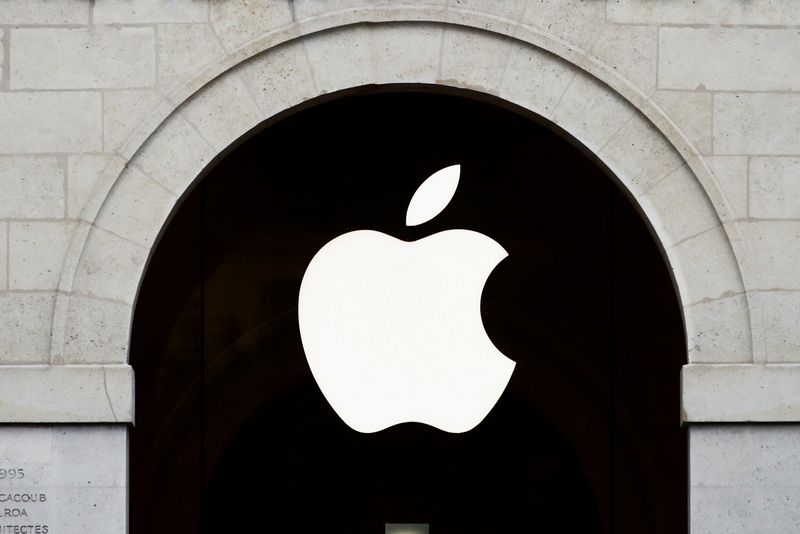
[[1, 7, 799, 534]]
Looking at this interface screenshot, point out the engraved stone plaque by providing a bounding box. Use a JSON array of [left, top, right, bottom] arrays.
[[0, 426, 126, 534]]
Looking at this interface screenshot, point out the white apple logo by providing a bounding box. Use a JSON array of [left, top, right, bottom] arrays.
[[298, 164, 515, 433]]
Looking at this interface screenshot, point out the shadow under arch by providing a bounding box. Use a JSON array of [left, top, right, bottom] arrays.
[[130, 86, 686, 533]]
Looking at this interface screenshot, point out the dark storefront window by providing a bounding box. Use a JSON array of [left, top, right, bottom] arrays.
[[130, 87, 686, 534]]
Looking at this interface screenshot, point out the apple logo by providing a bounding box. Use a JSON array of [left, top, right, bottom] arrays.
[[298, 164, 515, 433]]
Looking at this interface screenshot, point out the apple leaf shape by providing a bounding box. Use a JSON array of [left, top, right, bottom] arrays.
[[405, 164, 460, 226]]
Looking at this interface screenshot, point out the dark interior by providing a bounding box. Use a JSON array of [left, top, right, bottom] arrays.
[[130, 86, 687, 534]]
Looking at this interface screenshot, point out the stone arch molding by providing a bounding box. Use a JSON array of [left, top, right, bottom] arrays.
[[47, 12, 755, 422]]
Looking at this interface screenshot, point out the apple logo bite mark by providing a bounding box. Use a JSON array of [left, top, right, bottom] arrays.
[[298, 165, 516, 433]]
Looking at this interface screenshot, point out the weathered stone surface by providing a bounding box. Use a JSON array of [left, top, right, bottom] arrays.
[[640, 164, 719, 248], [520, 0, 606, 51], [0, 223, 6, 290], [103, 89, 166, 155], [714, 93, 800, 155], [94, 0, 207, 23], [239, 40, 317, 118], [592, 23, 658, 95], [0, 157, 64, 218], [685, 293, 751, 363], [683, 365, 800, 422], [750, 291, 800, 363], [660, 28, 800, 92], [690, 425, 800, 533], [370, 23, 443, 84], [500, 42, 576, 119], [0, 0, 89, 24], [599, 113, 685, 196], [450, 0, 527, 20], [0, 292, 56, 364], [0, 93, 102, 154], [72, 227, 147, 304], [0, 370, 132, 421], [750, 157, 800, 219], [705, 156, 748, 221], [736, 221, 800, 291], [67, 155, 119, 220], [134, 113, 216, 196], [11, 27, 156, 90], [669, 226, 744, 305], [63, 296, 132, 365], [303, 25, 376, 93], [94, 165, 177, 248], [439, 26, 514, 92], [609, 0, 800, 25], [293, 0, 446, 20], [178, 73, 262, 151], [652, 90, 713, 155], [209, 0, 294, 52], [551, 73, 635, 154], [158, 24, 225, 93], [9, 222, 77, 290]]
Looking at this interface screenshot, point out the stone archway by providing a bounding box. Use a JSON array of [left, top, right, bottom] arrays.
[[49, 16, 754, 424]]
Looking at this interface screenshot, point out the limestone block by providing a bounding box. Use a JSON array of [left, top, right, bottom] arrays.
[[0, 292, 56, 364], [94, 0, 207, 23], [209, 0, 294, 52], [293, 0, 446, 20], [369, 23, 442, 85], [520, 0, 606, 51], [0, 369, 131, 422], [72, 227, 147, 304], [10, 27, 156, 90], [0, 426, 127, 532], [0, 223, 6, 290], [592, 23, 658, 95], [660, 28, 800, 92], [0, 157, 64, 218], [63, 296, 131, 364], [551, 73, 635, 154], [690, 425, 800, 533], [178, 73, 262, 152], [303, 25, 375, 94], [682, 364, 800, 421], [685, 293, 751, 363], [94, 166, 177, 248], [750, 157, 800, 219], [67, 155, 118, 220], [705, 156, 748, 221], [0, 93, 101, 154], [714, 93, 800, 155], [691, 425, 800, 485], [599, 113, 685, 196], [439, 26, 514, 93], [0, 0, 89, 24], [9, 222, 77, 290], [238, 40, 317, 119], [0, 30, 4, 84], [448, 0, 527, 20], [652, 90, 713, 155], [640, 164, 719, 247], [158, 24, 226, 94], [499, 42, 576, 119], [103, 89, 166, 155], [749, 291, 800, 363], [669, 226, 744, 305], [736, 221, 800, 291], [134, 114, 216, 196], [609, 0, 800, 26]]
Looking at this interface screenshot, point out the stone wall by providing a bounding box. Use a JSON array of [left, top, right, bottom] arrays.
[[0, 1, 798, 532]]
